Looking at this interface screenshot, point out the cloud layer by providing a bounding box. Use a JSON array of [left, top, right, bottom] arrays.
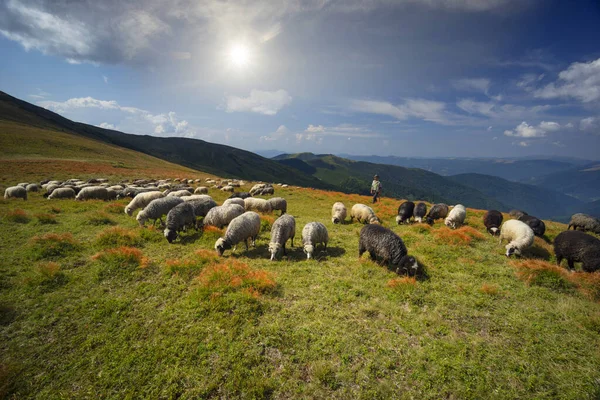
[[226, 90, 292, 116]]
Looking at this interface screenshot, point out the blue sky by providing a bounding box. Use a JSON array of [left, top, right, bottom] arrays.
[[1, 0, 600, 159]]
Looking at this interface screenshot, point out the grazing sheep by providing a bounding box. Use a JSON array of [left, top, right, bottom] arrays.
[[301, 222, 329, 260], [194, 186, 208, 194], [259, 186, 274, 196], [26, 183, 39, 192], [244, 197, 272, 213], [106, 188, 118, 201], [268, 214, 296, 260], [124, 191, 165, 216], [350, 204, 380, 224], [4, 186, 27, 200], [186, 198, 217, 219], [359, 224, 418, 275], [444, 204, 466, 229], [250, 184, 275, 196], [518, 215, 546, 237], [229, 191, 252, 199], [215, 212, 261, 256], [221, 185, 235, 192], [120, 187, 156, 199], [164, 202, 197, 243], [426, 203, 449, 225], [509, 209, 528, 219], [414, 202, 427, 223], [568, 213, 600, 234], [47, 187, 76, 200], [331, 202, 347, 224], [267, 197, 287, 215], [202, 204, 245, 229], [396, 201, 415, 225], [167, 190, 193, 198], [75, 186, 109, 201], [554, 230, 600, 272], [45, 184, 60, 195], [223, 198, 245, 207], [483, 210, 503, 236], [182, 194, 214, 202], [136, 196, 184, 227], [499, 219, 535, 257]]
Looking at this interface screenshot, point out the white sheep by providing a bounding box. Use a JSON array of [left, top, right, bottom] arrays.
[[269, 214, 296, 261], [331, 202, 347, 224], [47, 187, 76, 200], [244, 197, 272, 213], [26, 183, 39, 192], [302, 222, 329, 259], [267, 197, 287, 215], [444, 204, 466, 229], [136, 196, 184, 227], [167, 190, 193, 197], [124, 191, 165, 216], [221, 185, 235, 192], [350, 204, 380, 224], [194, 186, 208, 194], [499, 219, 535, 257], [223, 198, 245, 207], [215, 212, 261, 256], [4, 186, 27, 200], [75, 186, 108, 201], [182, 194, 214, 202], [202, 204, 245, 229]]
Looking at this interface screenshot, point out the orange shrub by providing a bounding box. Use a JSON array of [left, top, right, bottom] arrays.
[[29, 233, 80, 259], [479, 283, 499, 296], [387, 276, 417, 288], [96, 227, 142, 248], [4, 209, 29, 224], [511, 260, 575, 293], [104, 202, 125, 214], [34, 213, 57, 224], [433, 226, 484, 246], [196, 260, 276, 299], [92, 246, 148, 280]]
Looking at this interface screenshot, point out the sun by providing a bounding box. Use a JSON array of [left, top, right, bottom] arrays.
[[229, 44, 250, 68]]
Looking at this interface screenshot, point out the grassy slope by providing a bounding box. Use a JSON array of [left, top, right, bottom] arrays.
[[2, 179, 600, 399], [0, 91, 333, 190]]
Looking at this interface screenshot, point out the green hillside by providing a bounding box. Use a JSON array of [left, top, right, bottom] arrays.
[[277, 153, 507, 210], [530, 163, 600, 202], [0, 91, 334, 190], [450, 173, 584, 221]]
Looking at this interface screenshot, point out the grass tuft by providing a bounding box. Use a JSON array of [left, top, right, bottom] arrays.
[[4, 209, 29, 223], [96, 226, 143, 248], [387, 276, 417, 289], [164, 250, 219, 280], [29, 233, 81, 260], [260, 215, 275, 233], [86, 212, 116, 226], [512, 260, 576, 293], [34, 213, 57, 224], [103, 202, 124, 214], [92, 246, 148, 281], [49, 206, 62, 214], [25, 262, 68, 292], [196, 260, 276, 299], [433, 226, 484, 246], [479, 283, 499, 296]]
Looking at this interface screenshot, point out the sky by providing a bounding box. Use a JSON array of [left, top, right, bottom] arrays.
[[1, 0, 600, 160]]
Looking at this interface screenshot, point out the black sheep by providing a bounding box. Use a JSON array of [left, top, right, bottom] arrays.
[[396, 201, 415, 225], [518, 215, 546, 237], [483, 210, 503, 236], [414, 202, 427, 223], [426, 203, 449, 225], [358, 224, 418, 275], [228, 191, 252, 199], [554, 230, 600, 272]]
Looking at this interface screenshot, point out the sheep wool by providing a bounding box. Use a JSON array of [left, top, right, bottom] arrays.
[[414, 202, 427, 223], [244, 197, 272, 213], [331, 202, 347, 224], [136, 196, 184, 227], [47, 187, 76, 200], [194, 186, 208, 194], [124, 191, 165, 216], [568, 213, 600, 234], [444, 204, 466, 229], [499, 219, 534, 257], [267, 197, 287, 215], [215, 211, 261, 256], [164, 202, 197, 243], [396, 201, 415, 225], [483, 210, 503, 236], [426, 203, 449, 225], [75, 186, 109, 201], [4, 186, 27, 200], [167, 190, 193, 198], [187, 198, 217, 218], [269, 214, 296, 261], [301, 222, 329, 259], [518, 215, 546, 237], [222, 198, 245, 208], [203, 204, 245, 229], [350, 204, 380, 224], [359, 224, 418, 275], [554, 230, 600, 272]]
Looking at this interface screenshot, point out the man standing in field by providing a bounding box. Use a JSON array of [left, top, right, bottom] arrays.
[[371, 174, 382, 203]]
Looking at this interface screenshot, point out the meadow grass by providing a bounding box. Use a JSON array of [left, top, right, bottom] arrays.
[[1, 183, 600, 399]]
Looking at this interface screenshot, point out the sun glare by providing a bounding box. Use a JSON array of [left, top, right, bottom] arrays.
[[229, 44, 250, 68]]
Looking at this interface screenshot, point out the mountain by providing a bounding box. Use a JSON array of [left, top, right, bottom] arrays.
[[0, 91, 333, 189], [449, 173, 584, 222], [276, 153, 507, 210], [528, 163, 600, 202], [339, 154, 583, 182]]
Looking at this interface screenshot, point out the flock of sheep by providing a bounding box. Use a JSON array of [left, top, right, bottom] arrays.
[[4, 178, 600, 274]]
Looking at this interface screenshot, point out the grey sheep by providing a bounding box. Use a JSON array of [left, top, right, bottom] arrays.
[[4, 186, 27, 200], [269, 214, 296, 261], [359, 224, 418, 275], [499, 219, 535, 257], [194, 186, 208, 194], [26, 183, 39, 192], [47, 187, 76, 200], [331, 202, 347, 224], [167, 190, 193, 198], [182, 194, 214, 202], [483, 210, 503, 236], [229, 192, 252, 199], [568, 213, 600, 234], [426, 203, 449, 225], [136, 196, 184, 227], [215, 212, 261, 256], [414, 202, 427, 223], [75, 186, 109, 201], [518, 215, 546, 237], [267, 197, 287, 215], [202, 204, 245, 229], [187, 197, 217, 218], [301, 222, 329, 259], [164, 202, 197, 243], [244, 197, 272, 213], [554, 230, 600, 272]]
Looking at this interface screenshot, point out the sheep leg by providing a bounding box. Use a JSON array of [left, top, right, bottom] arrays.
[[244, 239, 249, 251], [369, 251, 377, 261], [290, 237, 294, 247], [568, 224, 573, 230], [358, 245, 365, 258], [556, 255, 563, 266], [567, 259, 575, 271], [282, 244, 287, 256]]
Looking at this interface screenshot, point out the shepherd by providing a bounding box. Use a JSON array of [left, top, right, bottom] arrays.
[[371, 174, 382, 203]]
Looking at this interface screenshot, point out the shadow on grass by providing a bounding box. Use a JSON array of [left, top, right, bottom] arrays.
[[522, 245, 552, 261], [177, 230, 203, 245], [0, 303, 17, 326]]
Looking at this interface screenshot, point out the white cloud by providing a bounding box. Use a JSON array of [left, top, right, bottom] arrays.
[[306, 124, 325, 133], [350, 98, 448, 124], [226, 89, 292, 116], [516, 73, 544, 90], [260, 125, 290, 141], [38, 96, 195, 137], [457, 100, 552, 121], [453, 78, 490, 93], [457, 99, 496, 117], [534, 58, 600, 103], [503, 121, 561, 138], [518, 141, 529, 147], [103, 75, 108, 83], [580, 117, 599, 133]]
